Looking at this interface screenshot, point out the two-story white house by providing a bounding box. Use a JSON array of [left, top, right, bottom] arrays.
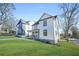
[[32, 13, 60, 44], [24, 21, 34, 37]]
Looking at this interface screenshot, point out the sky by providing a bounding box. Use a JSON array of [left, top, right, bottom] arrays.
[[13, 3, 79, 32], [14, 3, 62, 22]]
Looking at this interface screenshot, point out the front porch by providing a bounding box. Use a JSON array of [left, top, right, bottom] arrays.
[[32, 29, 39, 39]]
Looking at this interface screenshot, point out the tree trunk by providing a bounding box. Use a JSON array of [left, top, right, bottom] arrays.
[[64, 30, 69, 42]]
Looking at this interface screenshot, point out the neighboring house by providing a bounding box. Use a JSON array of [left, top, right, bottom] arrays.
[[0, 24, 9, 34], [25, 21, 34, 37], [32, 13, 60, 44], [0, 24, 16, 36], [16, 19, 25, 36], [16, 19, 33, 38]]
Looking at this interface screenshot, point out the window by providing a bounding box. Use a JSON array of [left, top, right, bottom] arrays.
[[4, 29, 7, 32], [43, 30, 47, 36], [1, 28, 7, 32], [43, 20, 47, 26]]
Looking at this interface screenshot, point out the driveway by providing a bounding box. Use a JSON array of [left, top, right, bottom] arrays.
[[71, 39, 79, 45]]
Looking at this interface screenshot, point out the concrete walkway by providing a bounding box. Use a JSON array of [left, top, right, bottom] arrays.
[[0, 38, 23, 40], [0, 37, 29, 40], [0, 37, 35, 42]]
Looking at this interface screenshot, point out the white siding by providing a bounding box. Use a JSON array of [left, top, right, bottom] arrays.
[[38, 18, 55, 41], [53, 17, 60, 44], [32, 24, 38, 30], [25, 22, 33, 36], [25, 24, 29, 36]]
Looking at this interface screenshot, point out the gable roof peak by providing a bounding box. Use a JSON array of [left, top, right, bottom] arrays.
[[39, 12, 53, 20], [42, 12, 52, 17]]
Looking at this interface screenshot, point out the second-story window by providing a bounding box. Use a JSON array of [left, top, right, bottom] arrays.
[[43, 19, 47, 26]]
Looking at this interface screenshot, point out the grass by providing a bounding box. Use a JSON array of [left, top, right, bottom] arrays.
[[0, 36, 79, 56]]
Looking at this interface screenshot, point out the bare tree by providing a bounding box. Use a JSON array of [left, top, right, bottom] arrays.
[[0, 3, 15, 25], [59, 3, 79, 41], [70, 26, 79, 38], [0, 3, 16, 34], [5, 15, 16, 31]]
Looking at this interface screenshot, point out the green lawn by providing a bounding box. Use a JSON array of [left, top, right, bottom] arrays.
[[0, 36, 79, 56]]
